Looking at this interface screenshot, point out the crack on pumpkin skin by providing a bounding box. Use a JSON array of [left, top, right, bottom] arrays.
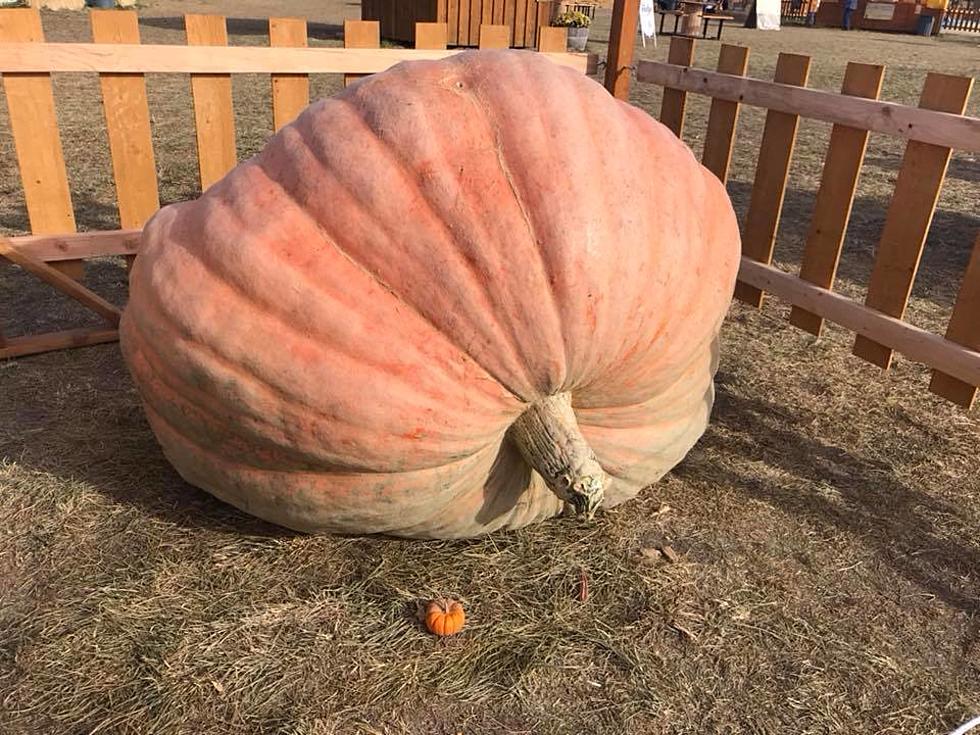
[[286, 94, 535, 404], [455, 57, 569, 396]]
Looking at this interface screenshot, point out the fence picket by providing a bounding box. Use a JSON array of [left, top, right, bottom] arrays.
[[853, 73, 974, 368], [0, 8, 81, 279], [701, 44, 750, 183], [344, 20, 380, 86], [91, 9, 159, 242], [186, 14, 236, 191], [734, 52, 811, 307], [537, 25, 566, 52], [929, 233, 980, 408], [270, 17, 309, 132], [789, 62, 884, 335], [415, 22, 448, 49], [479, 23, 510, 48], [660, 37, 697, 137]]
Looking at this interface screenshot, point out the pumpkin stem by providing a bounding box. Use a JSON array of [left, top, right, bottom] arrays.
[[511, 392, 604, 520]]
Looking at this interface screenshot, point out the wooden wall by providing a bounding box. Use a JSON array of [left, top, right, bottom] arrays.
[[362, 0, 558, 47]]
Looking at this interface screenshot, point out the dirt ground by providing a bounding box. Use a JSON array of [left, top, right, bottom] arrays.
[[1, 2, 979, 733]]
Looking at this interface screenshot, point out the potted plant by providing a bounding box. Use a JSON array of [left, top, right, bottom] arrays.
[[553, 10, 591, 52]]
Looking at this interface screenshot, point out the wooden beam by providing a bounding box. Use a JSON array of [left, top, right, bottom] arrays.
[[0, 9, 83, 281], [853, 73, 974, 368], [635, 60, 980, 153], [701, 44, 749, 184], [9, 229, 141, 262], [604, 0, 639, 100], [735, 53, 811, 307], [0, 41, 593, 74], [660, 37, 697, 138], [269, 17, 310, 132], [929, 233, 980, 408], [789, 62, 884, 336], [0, 237, 122, 326], [0, 327, 119, 360], [738, 258, 980, 390]]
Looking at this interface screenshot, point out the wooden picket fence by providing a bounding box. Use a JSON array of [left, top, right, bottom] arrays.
[[0, 9, 587, 362], [942, 0, 980, 31], [637, 37, 980, 409], [361, 0, 561, 47]]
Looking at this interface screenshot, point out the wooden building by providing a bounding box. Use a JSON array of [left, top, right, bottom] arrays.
[[361, 0, 560, 47]]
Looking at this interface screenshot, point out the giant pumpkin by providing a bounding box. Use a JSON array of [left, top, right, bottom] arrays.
[[121, 50, 740, 539]]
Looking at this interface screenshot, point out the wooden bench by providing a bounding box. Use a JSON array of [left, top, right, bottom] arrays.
[[656, 9, 733, 39], [701, 13, 734, 39]]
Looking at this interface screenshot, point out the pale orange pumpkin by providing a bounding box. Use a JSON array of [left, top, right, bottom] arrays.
[[425, 599, 466, 636], [120, 50, 740, 539]]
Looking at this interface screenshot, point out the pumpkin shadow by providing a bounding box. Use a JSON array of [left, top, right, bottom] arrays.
[[0, 341, 292, 538], [474, 434, 535, 528], [678, 380, 980, 615]]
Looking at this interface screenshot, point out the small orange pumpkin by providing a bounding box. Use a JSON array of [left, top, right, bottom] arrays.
[[425, 598, 465, 636]]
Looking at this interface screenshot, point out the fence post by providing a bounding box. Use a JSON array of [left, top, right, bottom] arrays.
[[604, 0, 640, 100]]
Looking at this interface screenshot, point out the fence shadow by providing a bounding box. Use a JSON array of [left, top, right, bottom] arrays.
[[138, 16, 344, 42], [0, 340, 291, 538], [863, 152, 980, 183], [725, 179, 980, 309], [677, 381, 980, 615]]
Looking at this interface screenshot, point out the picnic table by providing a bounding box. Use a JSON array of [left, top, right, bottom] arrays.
[[656, 1, 735, 38]]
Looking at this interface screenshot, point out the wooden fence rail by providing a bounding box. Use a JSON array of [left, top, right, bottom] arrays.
[[638, 37, 980, 409], [0, 8, 585, 362]]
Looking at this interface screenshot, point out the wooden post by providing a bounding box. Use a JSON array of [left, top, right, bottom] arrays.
[[604, 0, 639, 100]]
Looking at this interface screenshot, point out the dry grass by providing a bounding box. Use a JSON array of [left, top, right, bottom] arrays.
[[1, 3, 979, 733]]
